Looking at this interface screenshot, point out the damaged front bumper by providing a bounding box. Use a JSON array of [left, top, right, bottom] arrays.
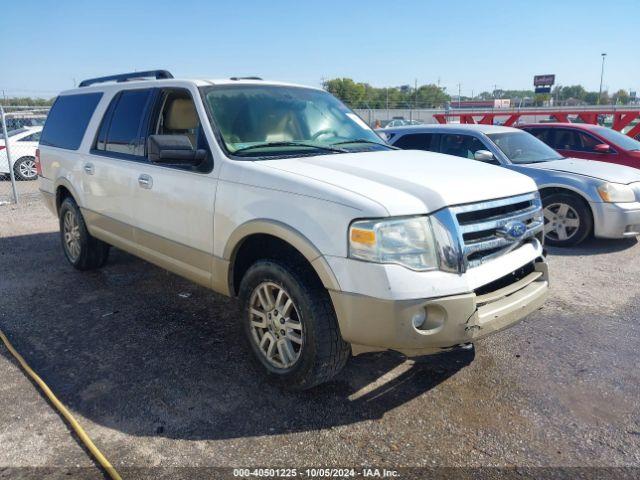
[[330, 260, 549, 357]]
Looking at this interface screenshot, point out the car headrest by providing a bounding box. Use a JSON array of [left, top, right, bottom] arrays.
[[165, 99, 198, 130]]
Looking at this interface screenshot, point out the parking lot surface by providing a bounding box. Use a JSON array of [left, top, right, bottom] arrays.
[[1, 189, 639, 478]]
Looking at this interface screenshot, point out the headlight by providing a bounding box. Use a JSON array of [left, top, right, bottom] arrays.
[[349, 216, 438, 271], [597, 182, 636, 203]]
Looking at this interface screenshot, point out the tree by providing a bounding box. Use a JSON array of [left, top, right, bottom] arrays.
[[323, 78, 450, 109], [416, 84, 449, 108], [534, 93, 551, 106], [612, 89, 630, 105], [323, 78, 367, 107], [0, 97, 55, 107], [555, 85, 587, 103]]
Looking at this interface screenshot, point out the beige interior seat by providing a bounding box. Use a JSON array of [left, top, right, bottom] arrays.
[[165, 98, 198, 147]]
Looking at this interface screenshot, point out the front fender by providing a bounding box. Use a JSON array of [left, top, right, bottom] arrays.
[[223, 219, 341, 294]]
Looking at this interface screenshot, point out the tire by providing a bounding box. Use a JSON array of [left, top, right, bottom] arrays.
[[542, 192, 592, 247], [238, 258, 350, 390], [59, 197, 110, 270], [13, 156, 38, 181]]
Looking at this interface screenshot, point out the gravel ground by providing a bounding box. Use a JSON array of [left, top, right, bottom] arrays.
[[0, 187, 639, 479]]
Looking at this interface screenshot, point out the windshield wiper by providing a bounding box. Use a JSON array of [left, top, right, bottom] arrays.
[[331, 138, 396, 149], [233, 141, 348, 155]]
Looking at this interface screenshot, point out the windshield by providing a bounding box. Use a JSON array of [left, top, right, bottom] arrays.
[[202, 85, 389, 158], [487, 131, 564, 164], [593, 126, 640, 151]]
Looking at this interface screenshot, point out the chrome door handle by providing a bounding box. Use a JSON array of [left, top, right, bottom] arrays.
[[83, 163, 94, 175], [138, 174, 153, 189]]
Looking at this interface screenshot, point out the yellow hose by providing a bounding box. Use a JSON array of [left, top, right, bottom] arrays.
[[0, 328, 122, 480]]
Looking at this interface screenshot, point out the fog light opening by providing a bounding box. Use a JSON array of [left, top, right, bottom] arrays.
[[412, 310, 426, 329], [624, 224, 640, 235]]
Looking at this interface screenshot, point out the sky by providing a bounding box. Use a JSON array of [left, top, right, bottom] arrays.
[[2, 0, 638, 99]]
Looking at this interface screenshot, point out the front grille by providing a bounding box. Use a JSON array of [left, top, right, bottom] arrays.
[[450, 192, 544, 269]]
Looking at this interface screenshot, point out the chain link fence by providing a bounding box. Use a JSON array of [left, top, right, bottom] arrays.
[[0, 106, 50, 204]]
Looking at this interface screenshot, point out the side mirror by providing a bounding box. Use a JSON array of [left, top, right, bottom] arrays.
[[147, 135, 206, 165], [594, 143, 611, 153], [474, 150, 495, 162]]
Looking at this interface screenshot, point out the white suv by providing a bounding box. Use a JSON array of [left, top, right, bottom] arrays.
[[37, 70, 549, 389]]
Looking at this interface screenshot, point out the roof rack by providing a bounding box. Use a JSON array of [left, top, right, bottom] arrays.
[[78, 70, 174, 88], [229, 76, 262, 81]]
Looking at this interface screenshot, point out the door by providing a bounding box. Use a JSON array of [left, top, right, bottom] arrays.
[[81, 88, 154, 246], [131, 87, 217, 287], [437, 133, 499, 164], [549, 128, 619, 163]]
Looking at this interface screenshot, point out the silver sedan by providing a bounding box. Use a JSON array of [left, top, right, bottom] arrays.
[[380, 124, 640, 247]]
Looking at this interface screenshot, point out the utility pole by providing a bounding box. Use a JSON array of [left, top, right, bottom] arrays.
[[457, 83, 462, 108], [386, 87, 389, 119], [598, 53, 607, 105]]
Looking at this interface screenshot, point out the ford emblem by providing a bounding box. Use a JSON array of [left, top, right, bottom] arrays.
[[499, 221, 527, 240]]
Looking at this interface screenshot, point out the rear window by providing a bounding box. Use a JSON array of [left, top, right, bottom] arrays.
[[40, 93, 102, 150]]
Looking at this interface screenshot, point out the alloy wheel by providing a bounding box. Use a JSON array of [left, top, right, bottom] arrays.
[[543, 202, 580, 242], [63, 210, 81, 261], [18, 159, 37, 179], [248, 281, 303, 369]]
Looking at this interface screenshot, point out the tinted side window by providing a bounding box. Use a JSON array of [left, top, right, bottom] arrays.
[[551, 129, 580, 151], [40, 93, 102, 150], [393, 133, 434, 150], [440, 134, 486, 159], [574, 131, 601, 152], [525, 128, 551, 145], [101, 89, 153, 156], [95, 96, 118, 151]]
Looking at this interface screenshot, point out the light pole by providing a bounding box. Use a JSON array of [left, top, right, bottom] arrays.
[[598, 53, 607, 105]]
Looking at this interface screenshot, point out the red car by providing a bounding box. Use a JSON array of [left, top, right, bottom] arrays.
[[519, 123, 640, 169]]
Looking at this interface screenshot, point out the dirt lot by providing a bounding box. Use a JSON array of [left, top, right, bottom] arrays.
[[1, 185, 639, 479]]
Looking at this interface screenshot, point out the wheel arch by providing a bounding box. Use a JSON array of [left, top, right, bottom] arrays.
[[224, 220, 341, 297], [538, 185, 595, 234], [54, 178, 81, 214], [538, 185, 593, 211]]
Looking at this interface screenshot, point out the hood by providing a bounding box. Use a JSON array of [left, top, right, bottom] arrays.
[[261, 150, 537, 216], [524, 158, 640, 184]]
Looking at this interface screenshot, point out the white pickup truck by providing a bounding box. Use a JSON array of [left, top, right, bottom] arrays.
[[37, 70, 549, 389]]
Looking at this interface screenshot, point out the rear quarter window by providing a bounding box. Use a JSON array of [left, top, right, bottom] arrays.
[[40, 93, 103, 150]]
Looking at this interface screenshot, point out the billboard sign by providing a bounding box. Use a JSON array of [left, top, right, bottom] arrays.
[[535, 86, 552, 94], [534, 74, 555, 86]]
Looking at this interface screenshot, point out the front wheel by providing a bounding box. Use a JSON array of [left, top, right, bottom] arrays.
[[238, 259, 350, 390], [542, 193, 592, 247], [59, 197, 110, 270]]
